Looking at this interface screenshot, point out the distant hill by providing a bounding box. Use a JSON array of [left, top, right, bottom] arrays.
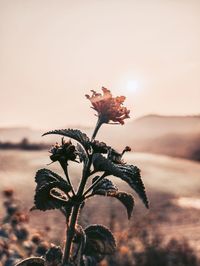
[[0, 127, 43, 142], [132, 114, 200, 138], [0, 115, 200, 161]]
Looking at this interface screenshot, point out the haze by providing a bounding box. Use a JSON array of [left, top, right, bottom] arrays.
[[0, 0, 200, 129]]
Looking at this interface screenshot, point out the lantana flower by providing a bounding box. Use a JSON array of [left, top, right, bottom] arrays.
[[85, 87, 130, 125], [49, 139, 77, 164]]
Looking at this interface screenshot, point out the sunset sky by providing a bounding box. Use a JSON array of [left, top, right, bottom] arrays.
[[0, 0, 200, 129]]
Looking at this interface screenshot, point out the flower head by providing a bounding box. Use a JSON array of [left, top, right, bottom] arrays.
[[85, 87, 130, 125], [49, 138, 77, 163]]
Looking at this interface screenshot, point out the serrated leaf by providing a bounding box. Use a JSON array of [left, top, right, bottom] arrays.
[[92, 154, 149, 208], [15, 257, 45, 266], [42, 129, 91, 151], [35, 168, 69, 187], [34, 169, 72, 211], [117, 164, 149, 208], [92, 153, 122, 176], [109, 191, 134, 219], [84, 224, 116, 259], [91, 178, 134, 219]]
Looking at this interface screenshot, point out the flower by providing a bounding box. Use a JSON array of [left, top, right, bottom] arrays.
[[49, 138, 77, 163], [85, 87, 130, 125]]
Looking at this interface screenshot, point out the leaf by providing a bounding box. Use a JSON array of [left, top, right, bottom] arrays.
[[92, 153, 121, 176], [92, 177, 118, 195], [35, 168, 70, 187], [92, 154, 149, 208], [34, 169, 72, 211], [42, 129, 91, 151], [90, 140, 109, 154], [81, 256, 98, 266], [109, 191, 134, 219], [91, 178, 134, 219], [117, 164, 149, 209], [15, 257, 45, 266], [84, 225, 116, 259], [45, 245, 63, 264]]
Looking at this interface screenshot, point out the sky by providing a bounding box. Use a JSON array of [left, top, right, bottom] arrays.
[[0, 0, 200, 129]]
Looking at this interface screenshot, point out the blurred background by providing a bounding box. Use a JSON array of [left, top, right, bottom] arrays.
[[0, 0, 200, 265]]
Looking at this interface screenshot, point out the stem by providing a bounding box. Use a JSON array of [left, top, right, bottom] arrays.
[[83, 172, 107, 197], [62, 159, 92, 265], [84, 193, 93, 199], [60, 160, 75, 196], [91, 117, 103, 141], [62, 204, 80, 265], [62, 115, 103, 264]]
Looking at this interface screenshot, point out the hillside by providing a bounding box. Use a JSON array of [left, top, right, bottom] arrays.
[[0, 115, 200, 161]]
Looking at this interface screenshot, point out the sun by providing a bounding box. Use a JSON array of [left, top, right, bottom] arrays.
[[126, 80, 140, 93]]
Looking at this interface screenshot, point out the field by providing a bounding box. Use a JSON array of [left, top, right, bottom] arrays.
[[1, 150, 200, 255]]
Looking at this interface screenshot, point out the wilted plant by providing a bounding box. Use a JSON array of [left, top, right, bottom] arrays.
[[15, 87, 149, 266]]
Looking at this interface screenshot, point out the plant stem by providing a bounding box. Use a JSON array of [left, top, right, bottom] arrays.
[[62, 204, 80, 265], [83, 172, 107, 197], [60, 161, 75, 196], [62, 159, 92, 265], [62, 116, 103, 265], [91, 117, 103, 141]]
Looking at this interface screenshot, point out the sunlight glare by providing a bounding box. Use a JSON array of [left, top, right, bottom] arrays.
[[126, 80, 140, 93]]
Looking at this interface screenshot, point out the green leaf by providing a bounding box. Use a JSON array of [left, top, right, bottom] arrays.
[[84, 224, 116, 259], [42, 129, 91, 151], [15, 257, 45, 266], [92, 154, 149, 208], [34, 169, 72, 211]]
